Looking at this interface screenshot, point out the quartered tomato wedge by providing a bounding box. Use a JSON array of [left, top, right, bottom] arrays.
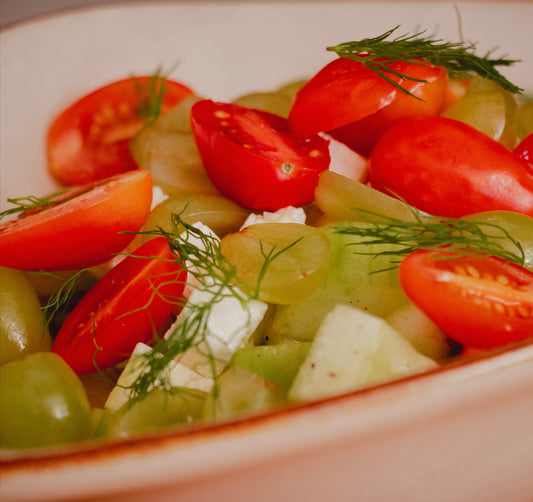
[[190, 100, 330, 211], [52, 237, 187, 374], [288, 57, 447, 155], [0, 170, 153, 271], [47, 76, 193, 185], [514, 133, 533, 171], [369, 116, 533, 218], [399, 250, 533, 350]]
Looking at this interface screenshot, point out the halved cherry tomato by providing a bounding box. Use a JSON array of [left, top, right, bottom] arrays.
[[514, 133, 533, 171], [190, 100, 330, 211], [288, 57, 447, 155], [0, 170, 153, 271], [369, 116, 533, 218], [52, 237, 187, 374], [47, 76, 193, 185], [399, 250, 533, 349]]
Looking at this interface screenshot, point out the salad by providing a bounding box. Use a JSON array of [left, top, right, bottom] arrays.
[[1, 26, 532, 451]]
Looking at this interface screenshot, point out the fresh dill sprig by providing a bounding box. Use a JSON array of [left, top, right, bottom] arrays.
[[0, 195, 62, 221], [125, 215, 253, 404], [335, 208, 525, 271], [35, 268, 93, 330], [133, 65, 179, 126], [327, 26, 522, 99], [125, 213, 301, 405]]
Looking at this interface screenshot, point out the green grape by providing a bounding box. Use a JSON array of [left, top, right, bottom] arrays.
[[263, 222, 410, 343], [442, 76, 520, 149], [0, 267, 52, 364], [142, 192, 249, 241], [315, 170, 420, 223], [233, 92, 293, 118], [462, 210, 533, 271], [276, 79, 307, 99], [140, 132, 218, 195], [230, 341, 311, 389], [0, 352, 92, 449], [517, 99, 533, 140], [131, 94, 203, 165], [203, 366, 285, 421], [105, 388, 206, 439], [220, 223, 331, 304]]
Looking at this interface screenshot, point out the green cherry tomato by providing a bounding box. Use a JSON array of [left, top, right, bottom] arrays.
[[0, 352, 92, 449], [0, 266, 52, 365]]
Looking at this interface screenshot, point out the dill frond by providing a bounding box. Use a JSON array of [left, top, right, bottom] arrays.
[[335, 208, 525, 271], [327, 26, 522, 99]]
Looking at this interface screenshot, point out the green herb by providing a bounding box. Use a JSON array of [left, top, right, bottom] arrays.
[[327, 26, 522, 99], [0, 194, 62, 221], [133, 65, 178, 126], [335, 208, 525, 271], [125, 213, 294, 406]]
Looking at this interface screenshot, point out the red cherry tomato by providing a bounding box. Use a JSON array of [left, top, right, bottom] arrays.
[[369, 116, 533, 218], [47, 76, 193, 185], [190, 100, 330, 211], [514, 133, 533, 171], [0, 170, 153, 271], [288, 57, 447, 156], [52, 237, 187, 374], [399, 250, 533, 350]]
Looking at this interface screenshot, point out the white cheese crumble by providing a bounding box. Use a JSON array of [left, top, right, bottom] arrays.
[[240, 206, 306, 230]]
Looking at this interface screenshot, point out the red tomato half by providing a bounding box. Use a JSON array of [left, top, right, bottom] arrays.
[[52, 237, 187, 374], [190, 100, 330, 211], [369, 116, 533, 218], [399, 250, 533, 349], [514, 133, 533, 171], [47, 76, 193, 185], [288, 57, 447, 156], [0, 170, 153, 271]]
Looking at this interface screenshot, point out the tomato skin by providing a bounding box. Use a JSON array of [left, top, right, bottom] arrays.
[[327, 65, 447, 156], [52, 237, 187, 374], [47, 77, 193, 185], [514, 133, 533, 171], [288, 57, 446, 148], [399, 250, 533, 349], [190, 100, 330, 211], [369, 116, 533, 218], [0, 170, 153, 271]]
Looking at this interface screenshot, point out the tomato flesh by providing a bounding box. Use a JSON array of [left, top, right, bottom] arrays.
[[52, 237, 187, 374], [288, 57, 446, 155], [369, 116, 533, 217], [0, 170, 153, 271], [47, 77, 193, 185], [190, 100, 330, 211], [399, 250, 533, 349]]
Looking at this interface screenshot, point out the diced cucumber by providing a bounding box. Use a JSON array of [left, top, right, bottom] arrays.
[[203, 366, 285, 421], [288, 305, 438, 402], [230, 341, 311, 389]]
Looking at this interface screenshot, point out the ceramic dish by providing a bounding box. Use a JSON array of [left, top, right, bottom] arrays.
[[1, 2, 533, 501]]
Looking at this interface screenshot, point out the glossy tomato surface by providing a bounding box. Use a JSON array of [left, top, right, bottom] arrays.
[[514, 133, 533, 170], [369, 116, 533, 217], [288, 57, 446, 149], [47, 77, 193, 185], [190, 100, 330, 211], [0, 170, 153, 271], [52, 237, 187, 374], [399, 250, 533, 349]]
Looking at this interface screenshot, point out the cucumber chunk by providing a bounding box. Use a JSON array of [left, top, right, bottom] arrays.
[[288, 305, 438, 402]]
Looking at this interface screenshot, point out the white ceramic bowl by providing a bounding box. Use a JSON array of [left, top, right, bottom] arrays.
[[1, 2, 533, 501]]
